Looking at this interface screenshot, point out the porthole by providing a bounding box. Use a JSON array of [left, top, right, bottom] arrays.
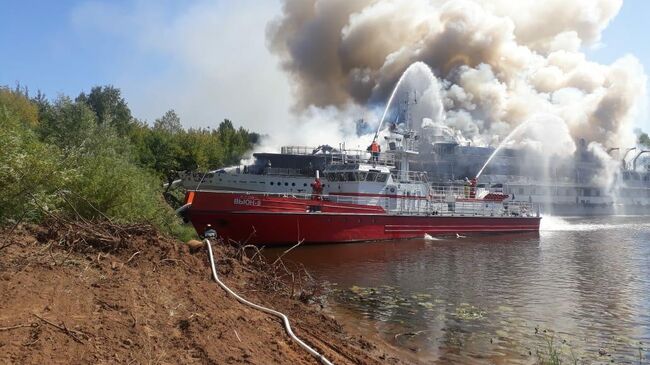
[[304, 183, 307, 187], [292, 183, 295, 186], [285, 182, 289, 186], [270, 182, 274, 185]]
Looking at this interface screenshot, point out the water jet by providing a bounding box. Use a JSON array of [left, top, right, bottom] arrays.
[[374, 62, 437, 140]]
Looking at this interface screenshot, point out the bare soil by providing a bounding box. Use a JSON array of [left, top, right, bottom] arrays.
[[0, 221, 410, 364]]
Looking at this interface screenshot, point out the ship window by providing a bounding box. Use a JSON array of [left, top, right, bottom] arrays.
[[285, 182, 289, 186], [358, 172, 367, 181], [292, 183, 296, 186], [346, 172, 357, 181], [336, 172, 346, 181], [367, 172, 378, 182], [327, 172, 337, 181], [377, 174, 388, 183], [303, 183, 307, 187], [270, 182, 274, 185]]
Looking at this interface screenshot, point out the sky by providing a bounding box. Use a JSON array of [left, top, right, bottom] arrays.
[[0, 0, 648, 134]]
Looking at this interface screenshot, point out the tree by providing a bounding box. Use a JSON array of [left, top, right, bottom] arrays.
[[0, 86, 39, 127], [76, 85, 133, 136], [154, 109, 183, 134], [0, 105, 67, 222], [639, 132, 650, 147], [38, 96, 97, 149], [217, 119, 234, 135]]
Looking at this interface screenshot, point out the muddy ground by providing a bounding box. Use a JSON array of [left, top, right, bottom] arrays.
[[0, 221, 411, 364]]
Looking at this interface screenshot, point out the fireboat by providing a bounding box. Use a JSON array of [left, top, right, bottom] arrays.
[[181, 125, 541, 245]]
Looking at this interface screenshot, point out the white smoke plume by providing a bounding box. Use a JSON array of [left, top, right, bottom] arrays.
[[267, 0, 646, 151], [587, 141, 621, 188]]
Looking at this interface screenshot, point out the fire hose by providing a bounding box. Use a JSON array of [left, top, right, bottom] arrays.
[[204, 238, 334, 365]]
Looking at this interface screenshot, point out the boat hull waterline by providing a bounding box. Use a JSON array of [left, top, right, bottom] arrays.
[[186, 191, 541, 245]]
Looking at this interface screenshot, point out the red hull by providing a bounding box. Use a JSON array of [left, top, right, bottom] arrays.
[[187, 191, 540, 245]]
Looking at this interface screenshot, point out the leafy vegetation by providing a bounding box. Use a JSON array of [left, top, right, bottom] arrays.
[[0, 85, 258, 240], [639, 132, 650, 148]]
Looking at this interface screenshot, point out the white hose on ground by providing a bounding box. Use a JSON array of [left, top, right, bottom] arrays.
[[204, 238, 334, 365]]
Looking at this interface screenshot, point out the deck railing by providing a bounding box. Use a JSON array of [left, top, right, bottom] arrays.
[[278, 145, 397, 167], [329, 149, 396, 167], [196, 190, 540, 218]]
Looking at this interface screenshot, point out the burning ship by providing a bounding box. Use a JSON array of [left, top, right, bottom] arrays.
[[175, 98, 650, 218], [179, 125, 540, 245]]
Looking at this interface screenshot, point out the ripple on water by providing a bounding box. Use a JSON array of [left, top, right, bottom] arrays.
[[266, 216, 650, 363]]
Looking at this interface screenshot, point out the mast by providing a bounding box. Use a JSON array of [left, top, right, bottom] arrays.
[[387, 92, 419, 182]]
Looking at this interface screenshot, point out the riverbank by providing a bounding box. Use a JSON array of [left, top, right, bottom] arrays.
[[0, 221, 408, 364]]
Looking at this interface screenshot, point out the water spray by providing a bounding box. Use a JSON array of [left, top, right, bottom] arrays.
[[373, 61, 437, 141], [475, 120, 534, 180]]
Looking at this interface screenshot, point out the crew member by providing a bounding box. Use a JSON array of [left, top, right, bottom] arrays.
[[310, 174, 323, 200], [469, 178, 477, 199], [368, 140, 381, 164]]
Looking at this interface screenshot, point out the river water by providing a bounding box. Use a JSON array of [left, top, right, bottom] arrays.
[[268, 216, 650, 364]]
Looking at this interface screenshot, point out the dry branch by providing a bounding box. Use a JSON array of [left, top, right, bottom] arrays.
[[0, 323, 37, 331], [32, 313, 87, 344]]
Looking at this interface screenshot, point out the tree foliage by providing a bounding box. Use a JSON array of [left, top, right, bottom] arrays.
[[77, 85, 133, 136], [0, 85, 258, 240], [131, 116, 258, 177], [639, 132, 650, 148], [0, 86, 39, 127], [154, 109, 182, 134], [38, 96, 97, 149]]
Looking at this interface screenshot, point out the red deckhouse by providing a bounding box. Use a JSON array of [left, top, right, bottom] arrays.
[[183, 127, 541, 245]]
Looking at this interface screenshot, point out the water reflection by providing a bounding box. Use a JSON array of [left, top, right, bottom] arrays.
[[265, 216, 650, 364]]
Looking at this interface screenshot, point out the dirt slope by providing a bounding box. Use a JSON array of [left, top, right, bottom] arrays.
[[0, 222, 408, 365]]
